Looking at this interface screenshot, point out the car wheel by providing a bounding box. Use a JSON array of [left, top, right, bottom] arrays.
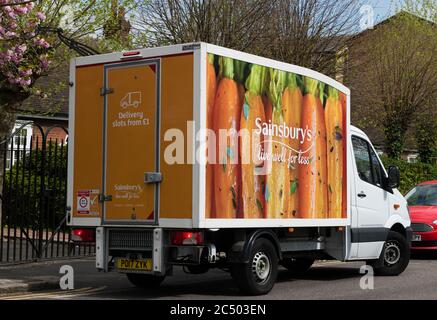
[[231, 238, 278, 295], [126, 273, 166, 288], [371, 230, 410, 276]]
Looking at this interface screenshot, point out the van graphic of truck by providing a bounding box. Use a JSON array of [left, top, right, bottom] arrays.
[[120, 91, 141, 109]]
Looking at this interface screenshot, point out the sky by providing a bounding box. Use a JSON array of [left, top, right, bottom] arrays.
[[366, 0, 402, 23]]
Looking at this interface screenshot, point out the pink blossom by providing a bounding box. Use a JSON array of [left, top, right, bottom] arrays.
[[5, 31, 17, 39], [8, 22, 18, 30], [0, 26, 5, 34], [7, 11, 16, 18], [26, 2, 34, 10], [40, 59, 49, 69], [19, 69, 32, 77], [3, 5, 12, 13], [35, 38, 50, 49], [15, 44, 27, 54], [20, 78, 31, 87], [11, 54, 22, 64], [36, 12, 46, 21], [14, 5, 28, 14]]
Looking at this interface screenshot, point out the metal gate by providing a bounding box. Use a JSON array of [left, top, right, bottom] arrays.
[[0, 122, 94, 264]]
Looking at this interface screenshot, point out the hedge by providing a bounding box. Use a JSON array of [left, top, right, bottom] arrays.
[[380, 156, 437, 195]]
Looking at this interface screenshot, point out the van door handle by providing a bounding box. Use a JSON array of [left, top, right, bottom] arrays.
[[357, 192, 367, 198], [144, 172, 162, 184]]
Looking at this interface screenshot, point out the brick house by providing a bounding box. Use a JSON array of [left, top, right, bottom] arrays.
[[7, 63, 69, 169]]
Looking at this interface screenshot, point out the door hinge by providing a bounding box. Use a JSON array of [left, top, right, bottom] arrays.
[[100, 87, 114, 96], [99, 194, 112, 202]]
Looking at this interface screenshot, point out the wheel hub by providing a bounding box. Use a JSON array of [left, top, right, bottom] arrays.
[[384, 241, 401, 266], [252, 252, 271, 284]]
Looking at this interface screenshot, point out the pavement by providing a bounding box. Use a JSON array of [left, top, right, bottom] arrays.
[[0, 252, 436, 300]]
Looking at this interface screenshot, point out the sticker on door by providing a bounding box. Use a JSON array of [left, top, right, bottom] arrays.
[[77, 189, 100, 215]]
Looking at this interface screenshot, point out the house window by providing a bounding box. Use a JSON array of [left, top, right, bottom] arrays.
[[407, 154, 418, 163], [6, 152, 11, 170], [14, 129, 28, 147]]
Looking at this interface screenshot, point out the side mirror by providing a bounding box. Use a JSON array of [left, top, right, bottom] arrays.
[[387, 166, 400, 189]]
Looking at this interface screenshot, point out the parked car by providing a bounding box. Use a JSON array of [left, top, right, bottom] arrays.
[[405, 181, 437, 251]]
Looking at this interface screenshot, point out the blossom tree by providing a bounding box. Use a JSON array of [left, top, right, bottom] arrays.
[[0, 0, 53, 134]]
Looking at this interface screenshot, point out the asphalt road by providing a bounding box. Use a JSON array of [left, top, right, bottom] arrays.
[[1, 252, 437, 300]]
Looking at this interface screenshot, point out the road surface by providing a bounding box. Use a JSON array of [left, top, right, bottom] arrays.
[[1, 252, 436, 300]]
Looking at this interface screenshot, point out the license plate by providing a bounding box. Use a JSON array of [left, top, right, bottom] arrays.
[[412, 234, 421, 242], [117, 258, 152, 271]]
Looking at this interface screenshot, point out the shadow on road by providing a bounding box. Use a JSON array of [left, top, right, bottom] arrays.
[[113, 264, 363, 299], [277, 266, 361, 282], [411, 251, 437, 260]]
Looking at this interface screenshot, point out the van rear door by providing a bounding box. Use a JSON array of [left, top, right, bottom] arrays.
[[102, 60, 160, 224]]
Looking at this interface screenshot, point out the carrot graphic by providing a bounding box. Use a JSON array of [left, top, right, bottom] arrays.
[[265, 69, 289, 219], [260, 67, 272, 121], [325, 87, 343, 218], [339, 92, 347, 219], [213, 57, 240, 219], [206, 53, 217, 219], [240, 65, 266, 218], [281, 73, 303, 218], [234, 59, 247, 218], [298, 77, 328, 219]]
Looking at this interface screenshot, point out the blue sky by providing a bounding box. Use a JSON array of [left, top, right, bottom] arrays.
[[366, 0, 402, 23]]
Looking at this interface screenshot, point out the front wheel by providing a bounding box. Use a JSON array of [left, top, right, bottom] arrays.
[[231, 238, 278, 295], [370, 230, 410, 276], [126, 273, 166, 289]]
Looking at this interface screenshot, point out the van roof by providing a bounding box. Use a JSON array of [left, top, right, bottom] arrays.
[[350, 125, 367, 137]]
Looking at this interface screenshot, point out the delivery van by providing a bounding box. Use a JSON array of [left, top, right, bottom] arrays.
[[67, 42, 412, 295]]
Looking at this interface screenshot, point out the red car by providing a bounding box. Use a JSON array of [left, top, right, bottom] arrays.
[[405, 180, 437, 251]]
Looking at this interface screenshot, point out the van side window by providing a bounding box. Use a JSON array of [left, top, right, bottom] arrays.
[[370, 147, 383, 187], [352, 137, 372, 184], [352, 136, 384, 188]]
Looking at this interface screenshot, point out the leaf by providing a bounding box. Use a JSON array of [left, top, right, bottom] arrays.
[[264, 184, 270, 202], [243, 103, 250, 120], [226, 147, 233, 160], [256, 198, 264, 212], [290, 179, 298, 194], [230, 186, 236, 200]]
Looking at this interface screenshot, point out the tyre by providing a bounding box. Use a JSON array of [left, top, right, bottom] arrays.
[[231, 238, 278, 295], [371, 230, 410, 276], [126, 273, 166, 289], [281, 257, 315, 274]]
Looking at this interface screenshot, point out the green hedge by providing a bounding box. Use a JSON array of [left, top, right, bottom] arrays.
[[3, 143, 67, 229], [380, 156, 437, 195]]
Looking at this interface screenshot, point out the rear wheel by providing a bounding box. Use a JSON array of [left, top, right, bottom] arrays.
[[371, 230, 410, 276], [231, 238, 278, 295], [126, 273, 166, 289], [281, 258, 315, 274]]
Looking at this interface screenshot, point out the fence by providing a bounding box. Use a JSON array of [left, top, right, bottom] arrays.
[[0, 122, 94, 264]]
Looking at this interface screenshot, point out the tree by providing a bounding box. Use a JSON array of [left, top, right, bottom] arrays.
[[346, 8, 437, 159], [415, 103, 437, 164], [134, 0, 363, 76], [265, 0, 363, 75], [0, 1, 53, 135], [133, 0, 272, 51]]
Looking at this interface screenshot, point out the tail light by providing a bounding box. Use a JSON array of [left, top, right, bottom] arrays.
[[71, 229, 95, 242], [171, 231, 203, 245]]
